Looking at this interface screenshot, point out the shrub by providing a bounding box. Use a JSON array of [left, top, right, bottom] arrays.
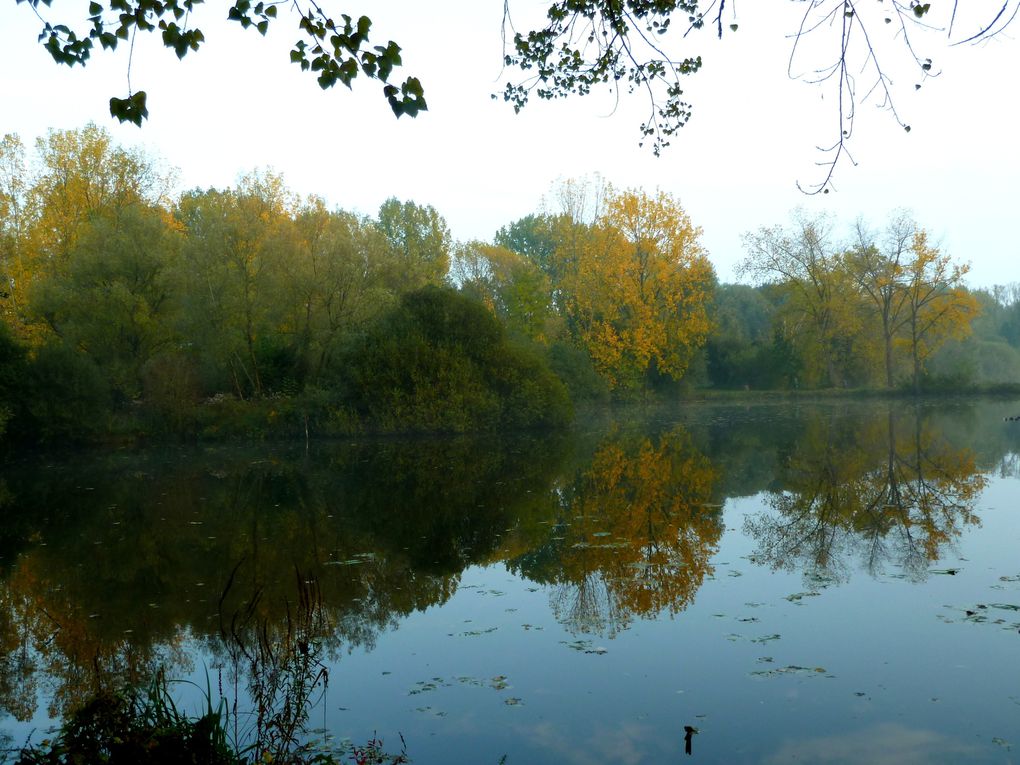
[[337, 286, 573, 432], [22, 342, 111, 443]]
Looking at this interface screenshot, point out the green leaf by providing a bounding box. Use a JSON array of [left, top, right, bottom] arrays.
[[109, 90, 148, 125]]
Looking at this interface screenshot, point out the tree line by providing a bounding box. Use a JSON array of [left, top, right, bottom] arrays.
[[0, 126, 1011, 445]]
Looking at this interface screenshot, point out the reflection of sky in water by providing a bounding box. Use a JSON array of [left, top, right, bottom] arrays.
[[2, 401, 1020, 762]]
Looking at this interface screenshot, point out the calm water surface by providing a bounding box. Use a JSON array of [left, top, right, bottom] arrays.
[[2, 399, 1020, 763]]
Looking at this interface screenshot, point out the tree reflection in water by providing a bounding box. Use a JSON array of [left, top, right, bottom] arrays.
[[744, 404, 985, 582], [0, 402, 1008, 737], [511, 425, 723, 636]]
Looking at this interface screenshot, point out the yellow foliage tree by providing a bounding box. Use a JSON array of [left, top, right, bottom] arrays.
[[900, 231, 980, 392], [740, 211, 865, 388], [558, 187, 714, 391]]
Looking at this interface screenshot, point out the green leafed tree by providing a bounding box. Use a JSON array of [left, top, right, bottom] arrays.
[[375, 198, 451, 293], [172, 171, 297, 398], [282, 198, 396, 384], [29, 204, 179, 400], [451, 241, 555, 343]]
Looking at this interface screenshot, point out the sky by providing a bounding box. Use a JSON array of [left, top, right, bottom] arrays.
[[2, 0, 1019, 287]]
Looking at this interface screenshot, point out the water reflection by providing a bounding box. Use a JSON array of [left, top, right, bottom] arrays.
[[744, 405, 985, 582], [0, 400, 1012, 732], [509, 425, 722, 636]]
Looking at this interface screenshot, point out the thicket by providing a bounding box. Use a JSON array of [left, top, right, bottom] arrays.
[[1, 129, 1012, 448]]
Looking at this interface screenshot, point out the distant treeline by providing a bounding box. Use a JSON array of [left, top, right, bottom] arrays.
[[1, 127, 1017, 444]]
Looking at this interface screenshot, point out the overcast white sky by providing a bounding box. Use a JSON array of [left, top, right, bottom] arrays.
[[2, 0, 1018, 287]]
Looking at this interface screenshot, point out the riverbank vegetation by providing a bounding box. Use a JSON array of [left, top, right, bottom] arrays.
[[2, 126, 1018, 446]]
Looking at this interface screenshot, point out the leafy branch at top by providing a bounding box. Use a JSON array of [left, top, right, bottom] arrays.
[[498, 0, 1018, 190], [17, 0, 426, 126], [499, 0, 707, 157]]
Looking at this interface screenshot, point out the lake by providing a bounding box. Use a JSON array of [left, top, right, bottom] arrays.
[[2, 398, 1019, 763]]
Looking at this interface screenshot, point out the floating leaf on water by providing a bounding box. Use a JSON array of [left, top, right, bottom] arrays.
[[490, 675, 509, 690], [757, 656, 774, 664], [999, 574, 1020, 582], [560, 639, 607, 654], [992, 737, 1010, 749], [728, 570, 743, 577], [750, 665, 826, 679], [460, 627, 498, 637], [785, 592, 820, 603], [752, 634, 782, 644], [409, 678, 449, 695], [989, 603, 1020, 612], [930, 568, 961, 575], [504, 697, 523, 706]]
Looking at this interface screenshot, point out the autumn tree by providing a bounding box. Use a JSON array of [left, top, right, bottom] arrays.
[[556, 186, 714, 391], [0, 135, 32, 341], [739, 211, 867, 388], [900, 231, 979, 392], [0, 125, 173, 346], [30, 125, 173, 263], [843, 212, 917, 388], [844, 213, 979, 390]]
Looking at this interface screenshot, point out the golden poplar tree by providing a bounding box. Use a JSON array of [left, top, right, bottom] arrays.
[[559, 187, 714, 391]]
